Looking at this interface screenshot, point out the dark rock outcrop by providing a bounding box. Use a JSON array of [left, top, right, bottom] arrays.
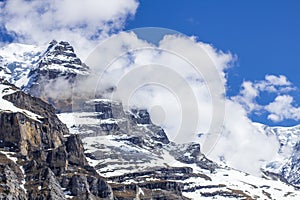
[[169, 143, 218, 172], [0, 82, 112, 199], [0, 153, 26, 200], [111, 181, 190, 200]]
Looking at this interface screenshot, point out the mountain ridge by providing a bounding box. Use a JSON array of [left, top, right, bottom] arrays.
[[1, 41, 300, 199]]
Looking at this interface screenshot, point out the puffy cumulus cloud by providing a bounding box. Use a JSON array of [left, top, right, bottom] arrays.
[[83, 32, 232, 143], [266, 95, 300, 122], [233, 81, 261, 112], [233, 74, 296, 119], [0, 0, 139, 57], [80, 31, 279, 175]]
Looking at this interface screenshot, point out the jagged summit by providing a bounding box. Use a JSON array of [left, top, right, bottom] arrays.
[[27, 40, 89, 88], [0, 40, 91, 112], [0, 40, 89, 99], [35, 40, 89, 77], [23, 40, 90, 111]]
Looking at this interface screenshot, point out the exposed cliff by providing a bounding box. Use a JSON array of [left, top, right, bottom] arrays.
[[0, 80, 112, 199]]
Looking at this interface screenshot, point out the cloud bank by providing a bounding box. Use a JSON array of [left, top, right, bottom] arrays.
[[81, 31, 280, 175], [0, 0, 139, 57]]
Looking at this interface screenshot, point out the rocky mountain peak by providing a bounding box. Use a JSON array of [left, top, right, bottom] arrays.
[[23, 40, 91, 111], [46, 40, 74, 52], [41, 40, 79, 66], [0, 40, 90, 111], [31, 40, 89, 79]]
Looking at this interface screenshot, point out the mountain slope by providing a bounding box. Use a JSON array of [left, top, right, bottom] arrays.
[[57, 99, 300, 199], [0, 80, 112, 199], [255, 123, 300, 186]]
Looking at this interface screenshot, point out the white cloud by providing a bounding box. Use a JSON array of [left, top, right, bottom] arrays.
[[256, 75, 293, 93], [83, 33, 233, 143], [232, 81, 261, 112], [210, 99, 279, 175], [266, 95, 300, 122], [265, 74, 291, 86], [81, 31, 279, 175], [233, 74, 296, 121], [0, 0, 139, 57]]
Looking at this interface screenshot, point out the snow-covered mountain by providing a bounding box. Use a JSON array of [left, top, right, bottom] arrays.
[[0, 80, 113, 199], [57, 98, 300, 199], [1, 41, 300, 199], [0, 40, 89, 112], [255, 123, 300, 186], [0, 40, 89, 89], [26, 40, 89, 93], [0, 43, 44, 88]]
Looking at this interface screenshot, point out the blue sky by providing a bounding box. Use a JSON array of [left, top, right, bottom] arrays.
[[1, 0, 300, 127], [126, 0, 300, 126]]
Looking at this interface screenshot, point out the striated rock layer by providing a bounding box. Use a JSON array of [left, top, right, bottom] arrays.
[[0, 81, 112, 199]]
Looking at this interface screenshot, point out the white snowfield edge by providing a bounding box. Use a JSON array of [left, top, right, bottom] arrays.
[[0, 84, 42, 121]]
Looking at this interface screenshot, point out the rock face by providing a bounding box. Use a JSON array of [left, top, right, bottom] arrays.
[[0, 89, 66, 156], [59, 98, 300, 199], [0, 152, 26, 200], [0, 81, 112, 199]]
